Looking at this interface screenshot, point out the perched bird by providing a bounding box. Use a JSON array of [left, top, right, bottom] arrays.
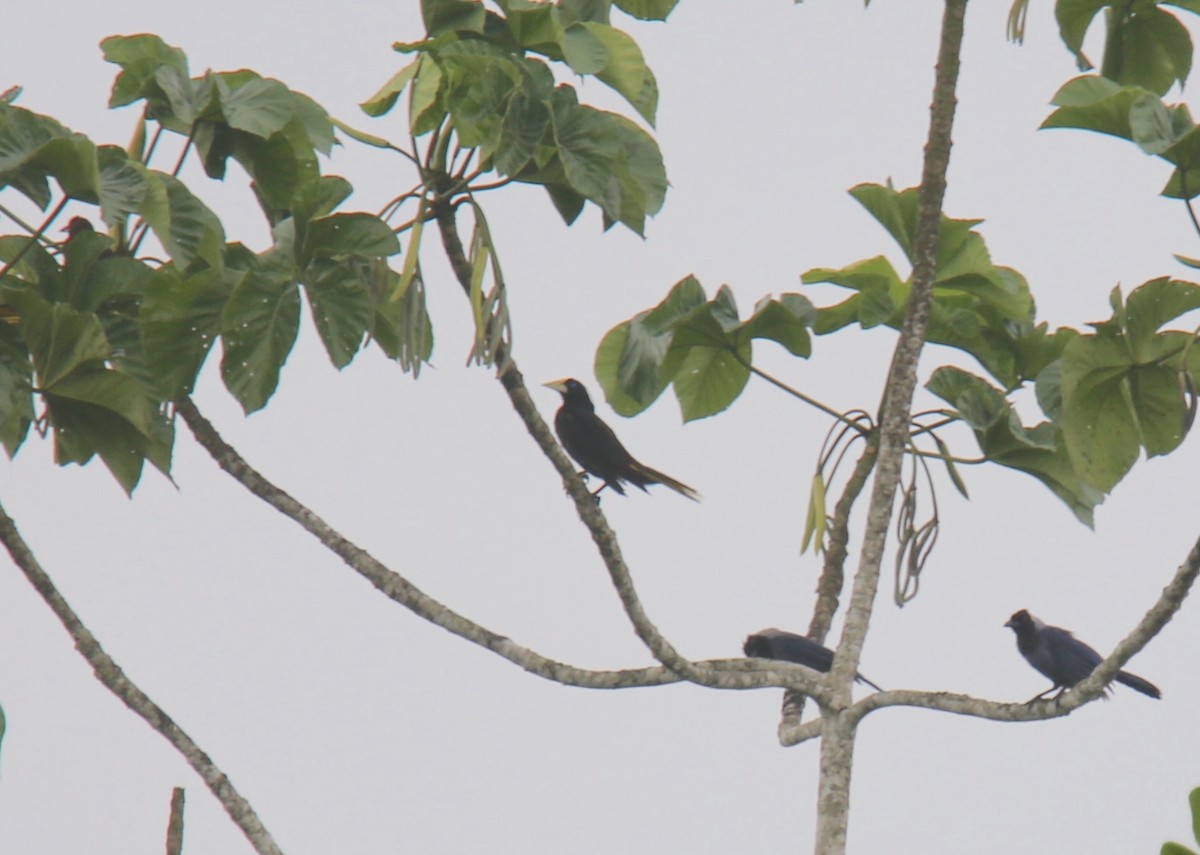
[[743, 628, 883, 691], [61, 216, 115, 257], [543, 378, 699, 501], [1004, 609, 1161, 701]]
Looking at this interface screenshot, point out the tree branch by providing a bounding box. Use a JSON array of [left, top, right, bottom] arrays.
[[175, 398, 830, 698], [780, 530, 1200, 744], [0, 499, 283, 855], [814, 2, 968, 851], [830, 0, 966, 705]]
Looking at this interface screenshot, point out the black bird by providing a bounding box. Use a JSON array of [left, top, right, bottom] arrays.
[[543, 378, 699, 501], [743, 628, 883, 691], [1004, 609, 1161, 701]]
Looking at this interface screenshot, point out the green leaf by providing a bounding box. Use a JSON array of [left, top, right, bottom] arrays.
[[933, 434, 970, 499], [0, 336, 34, 456], [801, 472, 826, 554], [740, 293, 814, 357], [13, 298, 110, 388], [140, 172, 226, 269], [154, 64, 206, 126], [569, 22, 656, 124], [506, 3, 566, 52], [1128, 363, 1188, 456], [304, 259, 372, 369], [494, 88, 550, 175], [926, 367, 1010, 431], [610, 274, 705, 405], [1130, 91, 1182, 154], [141, 266, 231, 397], [1055, 0, 1106, 68], [43, 364, 173, 493], [290, 92, 336, 156], [550, 95, 620, 202], [369, 262, 433, 374], [214, 74, 295, 138], [1190, 785, 1200, 845], [1123, 277, 1200, 358], [1059, 334, 1140, 493], [562, 23, 609, 74], [544, 181, 586, 225], [220, 269, 301, 413], [0, 106, 99, 205], [671, 332, 750, 421], [614, 0, 679, 20], [847, 182, 917, 260], [97, 145, 149, 226], [361, 60, 421, 117], [1118, 6, 1192, 95], [596, 322, 660, 416], [231, 117, 319, 212], [927, 365, 1101, 525], [47, 365, 158, 436], [1041, 76, 1147, 139], [410, 57, 446, 135], [331, 117, 395, 148], [423, 0, 487, 36], [601, 115, 666, 233], [304, 213, 401, 260], [101, 34, 190, 109], [1162, 843, 1199, 855]]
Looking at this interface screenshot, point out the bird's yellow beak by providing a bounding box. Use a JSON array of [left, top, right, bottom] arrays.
[[543, 379, 570, 393]]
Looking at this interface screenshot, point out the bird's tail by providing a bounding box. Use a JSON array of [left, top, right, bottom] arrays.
[[629, 462, 700, 502], [1116, 669, 1161, 699], [854, 673, 884, 692]]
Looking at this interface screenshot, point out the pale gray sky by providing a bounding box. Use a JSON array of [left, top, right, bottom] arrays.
[[3, 2, 1200, 853]]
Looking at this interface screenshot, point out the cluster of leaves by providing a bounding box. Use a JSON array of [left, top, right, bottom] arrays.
[[1053, 0, 1199, 94], [595, 182, 1200, 525], [1044, 73, 1200, 209], [1038, 2, 1200, 208], [358, 0, 673, 234], [0, 36, 421, 490]]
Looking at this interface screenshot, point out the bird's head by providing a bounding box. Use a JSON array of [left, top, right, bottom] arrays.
[[743, 634, 770, 658], [62, 216, 96, 240], [1004, 609, 1040, 634], [543, 377, 593, 409]]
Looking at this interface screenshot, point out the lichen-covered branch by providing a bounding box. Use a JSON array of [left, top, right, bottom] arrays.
[[0, 500, 283, 855], [176, 397, 830, 699], [778, 531, 1200, 746], [815, 2, 968, 852]]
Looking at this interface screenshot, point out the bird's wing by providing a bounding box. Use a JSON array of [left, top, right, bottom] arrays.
[[1037, 626, 1102, 687], [556, 409, 637, 486], [754, 632, 834, 672]]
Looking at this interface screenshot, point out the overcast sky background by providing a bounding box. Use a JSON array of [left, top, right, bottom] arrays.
[[4, 2, 1200, 853]]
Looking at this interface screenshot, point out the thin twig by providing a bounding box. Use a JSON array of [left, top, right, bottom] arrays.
[[746, 363, 872, 435], [166, 788, 186, 855]]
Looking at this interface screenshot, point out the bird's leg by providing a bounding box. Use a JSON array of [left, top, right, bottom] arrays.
[[1025, 686, 1061, 704]]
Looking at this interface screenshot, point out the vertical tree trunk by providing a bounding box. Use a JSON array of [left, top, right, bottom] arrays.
[[811, 2, 968, 852], [814, 713, 856, 855]]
